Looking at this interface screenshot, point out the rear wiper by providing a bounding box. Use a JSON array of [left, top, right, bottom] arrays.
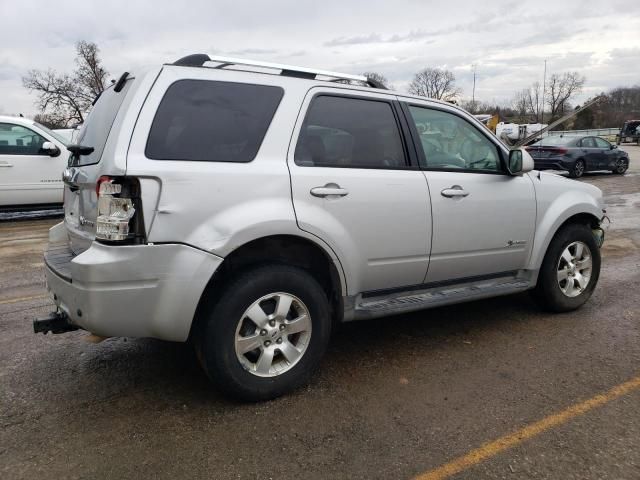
[[67, 144, 94, 156]]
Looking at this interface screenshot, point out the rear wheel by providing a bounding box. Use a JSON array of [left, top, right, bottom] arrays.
[[569, 159, 585, 178], [197, 264, 331, 401], [531, 223, 600, 312], [612, 158, 628, 175]]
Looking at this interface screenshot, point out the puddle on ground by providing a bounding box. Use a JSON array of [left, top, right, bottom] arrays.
[[604, 193, 640, 231]]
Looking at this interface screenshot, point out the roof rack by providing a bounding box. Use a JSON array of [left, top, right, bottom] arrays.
[[172, 54, 386, 89]]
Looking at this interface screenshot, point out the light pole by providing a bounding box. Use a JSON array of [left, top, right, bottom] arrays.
[[541, 59, 547, 125], [472, 64, 477, 111]]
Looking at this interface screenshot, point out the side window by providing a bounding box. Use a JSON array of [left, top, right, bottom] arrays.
[[581, 137, 596, 148], [0, 123, 47, 155], [407, 106, 502, 172], [594, 137, 610, 148], [294, 95, 406, 169], [146, 80, 284, 162]]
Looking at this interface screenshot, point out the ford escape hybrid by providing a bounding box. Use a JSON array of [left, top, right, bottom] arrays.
[[36, 54, 606, 401]]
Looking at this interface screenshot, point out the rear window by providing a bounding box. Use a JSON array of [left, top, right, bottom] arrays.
[[531, 136, 574, 146], [146, 80, 284, 162], [71, 80, 132, 166]]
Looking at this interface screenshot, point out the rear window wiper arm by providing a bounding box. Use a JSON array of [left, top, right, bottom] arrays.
[[67, 144, 94, 156]]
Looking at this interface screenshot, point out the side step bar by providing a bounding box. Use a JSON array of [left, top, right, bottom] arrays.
[[33, 311, 79, 335], [351, 277, 531, 321]]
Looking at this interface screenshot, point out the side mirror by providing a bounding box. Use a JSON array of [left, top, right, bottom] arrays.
[[507, 148, 534, 176], [611, 144, 617, 150], [41, 141, 60, 157]]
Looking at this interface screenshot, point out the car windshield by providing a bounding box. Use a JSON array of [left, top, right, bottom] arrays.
[[34, 122, 70, 146], [530, 136, 574, 146]]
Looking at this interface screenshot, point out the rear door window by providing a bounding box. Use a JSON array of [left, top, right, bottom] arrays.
[[294, 95, 407, 169], [581, 137, 596, 148], [146, 80, 284, 162]]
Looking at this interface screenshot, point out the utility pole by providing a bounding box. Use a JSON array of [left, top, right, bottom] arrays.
[[541, 59, 547, 125], [471, 64, 477, 111]]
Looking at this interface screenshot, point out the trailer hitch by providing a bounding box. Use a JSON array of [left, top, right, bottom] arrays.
[[33, 311, 79, 335]]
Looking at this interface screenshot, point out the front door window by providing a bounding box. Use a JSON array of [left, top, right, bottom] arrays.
[[0, 123, 47, 155]]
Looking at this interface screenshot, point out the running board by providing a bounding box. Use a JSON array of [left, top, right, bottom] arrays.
[[350, 277, 531, 321]]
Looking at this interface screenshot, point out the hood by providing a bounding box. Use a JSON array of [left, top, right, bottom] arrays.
[[530, 170, 605, 210]]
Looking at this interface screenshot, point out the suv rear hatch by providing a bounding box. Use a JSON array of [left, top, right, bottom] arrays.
[[63, 75, 134, 254]]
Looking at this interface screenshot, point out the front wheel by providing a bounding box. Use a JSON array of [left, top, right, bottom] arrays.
[[531, 223, 601, 312], [612, 158, 628, 175], [569, 159, 585, 178], [197, 265, 331, 401]]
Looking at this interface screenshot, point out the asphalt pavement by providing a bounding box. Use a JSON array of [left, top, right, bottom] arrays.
[[1, 146, 639, 479]]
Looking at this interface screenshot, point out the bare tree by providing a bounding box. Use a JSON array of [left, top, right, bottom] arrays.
[[33, 113, 69, 130], [23, 41, 109, 127], [510, 81, 548, 123], [524, 81, 543, 123], [546, 72, 585, 120], [512, 89, 529, 119], [74, 41, 109, 99], [363, 71, 390, 89], [408, 68, 461, 101]]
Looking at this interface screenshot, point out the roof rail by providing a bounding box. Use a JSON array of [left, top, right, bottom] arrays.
[[171, 54, 386, 89]]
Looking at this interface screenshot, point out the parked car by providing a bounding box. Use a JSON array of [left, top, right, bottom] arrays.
[[615, 120, 640, 145], [36, 55, 606, 401], [526, 135, 629, 178], [0, 115, 69, 208]]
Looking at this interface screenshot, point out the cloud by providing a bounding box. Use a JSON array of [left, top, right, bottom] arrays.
[[0, 0, 636, 115], [227, 48, 279, 56], [324, 33, 383, 47]]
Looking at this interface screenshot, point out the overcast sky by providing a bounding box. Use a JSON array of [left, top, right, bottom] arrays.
[[2, 0, 639, 116]]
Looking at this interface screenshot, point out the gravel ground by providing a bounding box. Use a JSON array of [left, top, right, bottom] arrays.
[[1, 146, 639, 480]]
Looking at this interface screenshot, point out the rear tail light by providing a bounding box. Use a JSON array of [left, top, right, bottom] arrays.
[[553, 147, 568, 155], [95, 177, 143, 242]]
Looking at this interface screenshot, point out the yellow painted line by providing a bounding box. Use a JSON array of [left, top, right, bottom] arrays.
[[0, 294, 49, 306], [415, 375, 640, 480]]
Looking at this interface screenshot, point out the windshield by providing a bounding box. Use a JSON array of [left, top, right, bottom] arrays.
[[35, 122, 70, 146], [530, 136, 574, 146]]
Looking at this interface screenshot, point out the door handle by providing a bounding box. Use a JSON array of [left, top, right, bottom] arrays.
[[310, 183, 349, 198], [0, 162, 13, 167], [441, 186, 469, 198]]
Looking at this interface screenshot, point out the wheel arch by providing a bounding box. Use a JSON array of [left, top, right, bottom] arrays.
[[189, 234, 345, 341], [528, 207, 602, 278]]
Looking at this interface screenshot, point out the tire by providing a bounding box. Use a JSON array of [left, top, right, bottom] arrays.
[[531, 223, 601, 312], [569, 159, 585, 178], [612, 158, 628, 175], [197, 264, 331, 401]]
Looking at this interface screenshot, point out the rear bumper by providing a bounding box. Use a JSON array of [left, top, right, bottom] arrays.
[[532, 157, 571, 171], [44, 223, 222, 342]]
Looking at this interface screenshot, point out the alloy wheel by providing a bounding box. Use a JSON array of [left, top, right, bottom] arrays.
[[556, 241, 592, 298], [234, 292, 312, 377]]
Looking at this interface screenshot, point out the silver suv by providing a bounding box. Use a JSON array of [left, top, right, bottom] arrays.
[[38, 55, 606, 400]]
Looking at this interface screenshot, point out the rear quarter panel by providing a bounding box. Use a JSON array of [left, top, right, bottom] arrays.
[[125, 67, 348, 294]]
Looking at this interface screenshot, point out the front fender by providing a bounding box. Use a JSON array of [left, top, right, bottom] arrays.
[[527, 182, 604, 272]]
